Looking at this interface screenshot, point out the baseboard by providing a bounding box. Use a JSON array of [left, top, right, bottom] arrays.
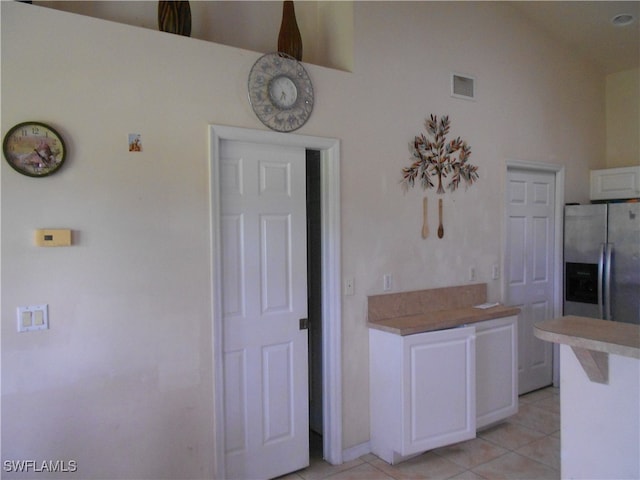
[[342, 441, 371, 462]]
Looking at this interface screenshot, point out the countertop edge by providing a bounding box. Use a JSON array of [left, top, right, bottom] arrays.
[[534, 316, 640, 360], [367, 305, 520, 336]]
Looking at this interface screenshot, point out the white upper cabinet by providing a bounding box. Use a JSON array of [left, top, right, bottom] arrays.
[[590, 166, 640, 201]]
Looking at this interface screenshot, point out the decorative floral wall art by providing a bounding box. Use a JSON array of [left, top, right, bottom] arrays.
[[129, 134, 142, 152], [402, 114, 478, 194]]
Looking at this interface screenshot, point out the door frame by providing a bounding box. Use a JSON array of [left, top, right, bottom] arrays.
[[209, 125, 343, 478], [505, 159, 564, 386]]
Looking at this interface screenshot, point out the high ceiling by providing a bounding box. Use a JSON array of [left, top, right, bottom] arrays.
[[511, 1, 639, 75]]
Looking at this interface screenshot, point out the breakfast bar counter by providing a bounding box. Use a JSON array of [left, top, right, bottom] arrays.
[[535, 315, 640, 480], [534, 315, 640, 359]]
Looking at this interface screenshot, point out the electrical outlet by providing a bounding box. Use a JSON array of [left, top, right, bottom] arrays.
[[492, 264, 500, 280], [469, 266, 477, 282], [383, 274, 392, 291], [344, 278, 355, 296]]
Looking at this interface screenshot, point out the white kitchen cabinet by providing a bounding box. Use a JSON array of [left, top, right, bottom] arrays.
[[369, 326, 476, 464], [590, 166, 640, 201], [475, 316, 518, 429]]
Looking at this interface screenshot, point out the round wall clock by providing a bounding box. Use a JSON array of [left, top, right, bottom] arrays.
[[3, 121, 67, 177], [248, 52, 314, 133]]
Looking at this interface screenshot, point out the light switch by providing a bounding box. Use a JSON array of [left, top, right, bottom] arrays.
[[17, 305, 49, 332], [21, 311, 33, 328], [33, 310, 44, 326], [35, 229, 72, 247], [492, 264, 500, 280], [344, 278, 355, 296], [383, 274, 392, 291]]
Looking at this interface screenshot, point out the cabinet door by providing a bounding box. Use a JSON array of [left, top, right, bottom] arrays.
[[590, 167, 640, 201], [402, 326, 476, 455], [476, 316, 518, 429]]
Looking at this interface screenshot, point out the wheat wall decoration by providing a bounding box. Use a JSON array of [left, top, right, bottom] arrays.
[[402, 115, 478, 194]]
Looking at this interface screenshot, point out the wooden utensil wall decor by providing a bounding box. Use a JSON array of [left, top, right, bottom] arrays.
[[421, 197, 429, 238], [438, 198, 444, 238], [402, 114, 478, 194]]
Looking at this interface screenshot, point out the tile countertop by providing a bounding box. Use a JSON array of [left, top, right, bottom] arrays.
[[535, 315, 640, 359], [367, 305, 521, 336]]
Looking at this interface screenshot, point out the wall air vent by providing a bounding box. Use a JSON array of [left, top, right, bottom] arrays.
[[451, 73, 475, 100]]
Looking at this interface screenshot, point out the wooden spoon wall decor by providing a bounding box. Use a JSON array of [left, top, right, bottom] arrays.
[[422, 197, 429, 238], [438, 198, 444, 238]]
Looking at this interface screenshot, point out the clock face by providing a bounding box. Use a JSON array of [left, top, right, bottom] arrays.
[[269, 75, 298, 109], [248, 53, 314, 133], [3, 122, 66, 177]]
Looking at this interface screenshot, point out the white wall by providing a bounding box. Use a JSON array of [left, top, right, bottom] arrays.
[[34, 0, 355, 71], [1, 2, 604, 478], [606, 68, 640, 167]]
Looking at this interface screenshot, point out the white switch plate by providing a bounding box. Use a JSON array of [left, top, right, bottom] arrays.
[[17, 305, 49, 332], [492, 264, 500, 280], [344, 278, 355, 296], [383, 274, 392, 291]]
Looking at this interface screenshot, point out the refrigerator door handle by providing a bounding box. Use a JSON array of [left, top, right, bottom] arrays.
[[598, 243, 605, 320], [604, 242, 613, 321]]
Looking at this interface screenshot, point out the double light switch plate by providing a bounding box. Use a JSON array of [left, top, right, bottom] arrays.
[[17, 305, 49, 332]]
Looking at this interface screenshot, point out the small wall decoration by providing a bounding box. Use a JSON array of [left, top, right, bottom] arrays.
[[402, 114, 478, 194], [128, 134, 142, 152]]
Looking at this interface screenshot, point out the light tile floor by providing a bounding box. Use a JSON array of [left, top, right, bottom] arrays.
[[283, 386, 560, 480]]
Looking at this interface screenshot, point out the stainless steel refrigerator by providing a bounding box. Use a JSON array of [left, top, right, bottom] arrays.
[[564, 202, 640, 324]]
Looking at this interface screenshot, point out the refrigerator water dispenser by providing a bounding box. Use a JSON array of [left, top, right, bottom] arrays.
[[565, 262, 598, 304]]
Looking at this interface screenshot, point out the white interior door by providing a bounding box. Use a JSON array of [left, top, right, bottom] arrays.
[[220, 140, 309, 480], [506, 168, 555, 394]]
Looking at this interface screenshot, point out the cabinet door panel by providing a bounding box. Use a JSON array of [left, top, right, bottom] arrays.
[[590, 166, 640, 201], [476, 316, 518, 429], [402, 326, 476, 454]]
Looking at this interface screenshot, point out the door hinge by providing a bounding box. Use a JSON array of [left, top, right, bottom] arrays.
[[299, 318, 309, 330]]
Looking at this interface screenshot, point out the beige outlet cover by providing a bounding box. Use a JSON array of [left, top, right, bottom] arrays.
[[35, 229, 72, 247]]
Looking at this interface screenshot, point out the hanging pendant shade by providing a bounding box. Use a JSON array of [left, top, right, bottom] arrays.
[[277, 1, 303, 61]]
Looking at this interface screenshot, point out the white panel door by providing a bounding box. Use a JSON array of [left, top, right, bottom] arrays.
[[506, 169, 555, 394], [220, 140, 309, 480]]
